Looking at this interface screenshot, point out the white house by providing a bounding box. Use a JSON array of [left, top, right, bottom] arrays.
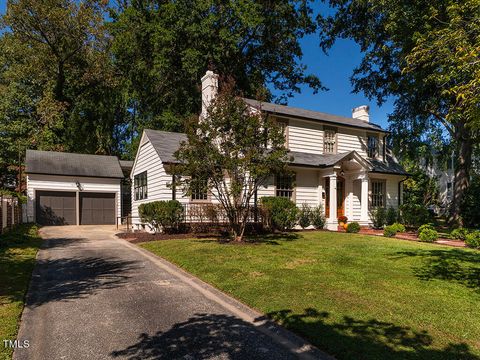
[[130, 71, 408, 231], [25, 150, 132, 225]]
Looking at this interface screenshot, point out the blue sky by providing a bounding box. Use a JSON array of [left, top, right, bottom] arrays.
[[278, 34, 394, 129], [0, 0, 394, 128]]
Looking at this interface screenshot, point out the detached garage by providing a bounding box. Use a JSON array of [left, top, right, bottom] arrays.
[[25, 150, 126, 226]]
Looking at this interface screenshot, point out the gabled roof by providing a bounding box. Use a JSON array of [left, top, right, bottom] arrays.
[[369, 155, 409, 175], [25, 150, 124, 178], [142, 130, 407, 175], [144, 129, 187, 164], [289, 151, 371, 169], [243, 98, 387, 133]]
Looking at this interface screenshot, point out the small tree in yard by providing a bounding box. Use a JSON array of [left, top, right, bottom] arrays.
[[175, 84, 288, 242]]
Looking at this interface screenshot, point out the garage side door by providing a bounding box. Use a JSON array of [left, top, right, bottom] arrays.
[[80, 193, 115, 225], [36, 191, 76, 225]]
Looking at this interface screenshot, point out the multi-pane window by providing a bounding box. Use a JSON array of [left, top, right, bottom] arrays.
[[276, 173, 295, 199], [370, 180, 385, 208], [324, 128, 337, 154], [367, 135, 378, 158], [134, 171, 147, 200], [191, 177, 208, 201]]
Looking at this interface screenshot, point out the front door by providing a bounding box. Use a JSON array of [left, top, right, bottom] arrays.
[[325, 177, 345, 218]]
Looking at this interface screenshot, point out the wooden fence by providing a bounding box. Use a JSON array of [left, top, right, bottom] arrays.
[[0, 195, 22, 234]]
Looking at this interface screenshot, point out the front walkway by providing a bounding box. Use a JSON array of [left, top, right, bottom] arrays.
[[14, 226, 326, 360]]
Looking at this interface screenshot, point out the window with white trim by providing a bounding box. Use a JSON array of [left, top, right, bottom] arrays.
[[370, 180, 385, 208], [275, 173, 295, 199], [324, 128, 337, 154], [191, 177, 208, 201], [134, 171, 147, 200]]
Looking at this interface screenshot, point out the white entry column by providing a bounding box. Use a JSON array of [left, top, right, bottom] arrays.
[[360, 173, 369, 224], [327, 174, 337, 230]]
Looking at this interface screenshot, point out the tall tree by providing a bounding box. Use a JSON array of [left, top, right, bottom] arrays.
[[175, 83, 288, 242], [318, 0, 480, 224], [0, 0, 126, 186], [108, 0, 324, 146]]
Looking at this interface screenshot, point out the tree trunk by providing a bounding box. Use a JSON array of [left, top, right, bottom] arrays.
[[451, 122, 473, 225]]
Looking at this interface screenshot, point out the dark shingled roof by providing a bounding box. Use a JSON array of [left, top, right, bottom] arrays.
[[119, 160, 134, 172], [289, 151, 357, 167], [369, 155, 409, 175], [144, 129, 187, 164], [143, 130, 407, 175], [25, 150, 124, 178], [243, 98, 387, 133]]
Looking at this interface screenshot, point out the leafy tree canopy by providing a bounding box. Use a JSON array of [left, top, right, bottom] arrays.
[[318, 0, 480, 222], [175, 82, 289, 241], [109, 0, 324, 138], [0, 0, 129, 186]]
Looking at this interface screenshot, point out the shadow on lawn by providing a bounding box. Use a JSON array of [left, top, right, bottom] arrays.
[[393, 249, 480, 291], [262, 308, 479, 360], [110, 313, 298, 359]]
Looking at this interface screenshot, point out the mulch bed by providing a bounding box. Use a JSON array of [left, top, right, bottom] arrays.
[[116, 232, 221, 244], [358, 228, 466, 248], [117, 228, 467, 248]]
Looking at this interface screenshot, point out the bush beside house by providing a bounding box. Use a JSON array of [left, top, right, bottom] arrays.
[[418, 224, 438, 242], [139, 200, 184, 233], [260, 197, 298, 231], [465, 231, 480, 249]]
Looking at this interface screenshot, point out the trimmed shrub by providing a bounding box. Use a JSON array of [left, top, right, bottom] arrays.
[[390, 222, 406, 233], [450, 227, 470, 241], [418, 228, 438, 242], [298, 203, 312, 229], [386, 207, 397, 225], [465, 231, 480, 249], [418, 223, 435, 234], [346, 222, 361, 233], [384, 225, 397, 237], [139, 200, 184, 233], [371, 207, 386, 229], [260, 197, 298, 231], [384, 223, 406, 237], [310, 205, 326, 229]]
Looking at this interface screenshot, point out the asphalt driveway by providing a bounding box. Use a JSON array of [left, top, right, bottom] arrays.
[[13, 226, 325, 360]]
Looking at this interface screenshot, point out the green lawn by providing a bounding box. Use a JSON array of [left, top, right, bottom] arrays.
[[141, 231, 480, 360], [0, 224, 42, 360]]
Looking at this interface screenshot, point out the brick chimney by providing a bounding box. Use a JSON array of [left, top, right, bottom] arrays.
[[352, 105, 370, 122], [201, 70, 219, 119]]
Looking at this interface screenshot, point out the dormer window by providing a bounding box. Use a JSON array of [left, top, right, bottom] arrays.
[[324, 127, 337, 154], [367, 135, 378, 158]]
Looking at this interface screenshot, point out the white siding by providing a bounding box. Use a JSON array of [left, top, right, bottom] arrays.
[[295, 169, 319, 206], [288, 119, 323, 154], [337, 128, 368, 157], [352, 179, 362, 221], [26, 174, 121, 223], [130, 141, 174, 224]]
